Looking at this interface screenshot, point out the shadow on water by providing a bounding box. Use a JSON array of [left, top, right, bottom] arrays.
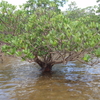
[[0, 56, 100, 100]]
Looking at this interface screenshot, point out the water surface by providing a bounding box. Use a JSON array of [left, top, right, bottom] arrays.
[[0, 56, 100, 100]]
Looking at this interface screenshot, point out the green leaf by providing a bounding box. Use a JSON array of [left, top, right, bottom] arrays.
[[83, 54, 91, 62], [15, 51, 22, 56], [95, 48, 100, 57]]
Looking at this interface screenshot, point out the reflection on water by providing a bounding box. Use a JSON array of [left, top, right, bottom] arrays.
[[0, 57, 100, 100]]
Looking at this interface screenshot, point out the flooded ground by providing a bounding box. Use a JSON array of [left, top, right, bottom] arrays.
[[0, 56, 100, 100]]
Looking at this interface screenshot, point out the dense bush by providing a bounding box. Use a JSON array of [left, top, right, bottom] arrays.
[[0, 0, 100, 72]]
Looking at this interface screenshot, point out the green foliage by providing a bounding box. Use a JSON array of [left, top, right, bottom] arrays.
[[0, 1, 27, 36], [65, 1, 98, 22], [93, 48, 100, 57], [83, 54, 91, 62], [23, 0, 67, 14], [97, 0, 100, 13], [0, 0, 100, 64]]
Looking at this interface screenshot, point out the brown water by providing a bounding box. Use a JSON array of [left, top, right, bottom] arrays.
[[0, 56, 100, 100]]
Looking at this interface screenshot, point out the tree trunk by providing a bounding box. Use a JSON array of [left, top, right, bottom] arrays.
[[42, 63, 53, 72], [34, 57, 54, 72]]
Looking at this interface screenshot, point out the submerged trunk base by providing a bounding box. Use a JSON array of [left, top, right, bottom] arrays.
[[34, 58, 53, 73], [40, 63, 53, 73], [42, 66, 52, 72]]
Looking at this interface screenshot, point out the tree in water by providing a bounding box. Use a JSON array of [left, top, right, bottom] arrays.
[[0, 0, 100, 72]]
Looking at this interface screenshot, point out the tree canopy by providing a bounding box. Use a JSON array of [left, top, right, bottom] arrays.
[[97, 0, 100, 13], [0, 0, 100, 72]]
